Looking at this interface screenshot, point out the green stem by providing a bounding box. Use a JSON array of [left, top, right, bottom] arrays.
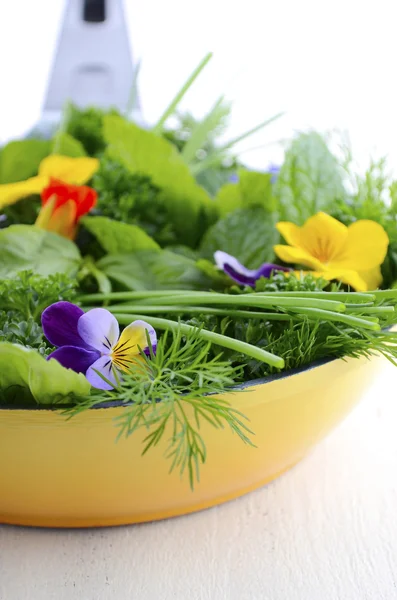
[[104, 305, 292, 320], [152, 52, 213, 134], [78, 290, 191, 304], [134, 293, 346, 312], [78, 290, 375, 305], [52, 101, 72, 153], [345, 306, 394, 315], [369, 289, 397, 300], [287, 307, 380, 330], [114, 313, 285, 368]]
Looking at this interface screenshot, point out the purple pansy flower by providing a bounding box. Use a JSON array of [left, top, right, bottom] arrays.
[[214, 251, 290, 287], [41, 301, 157, 390]]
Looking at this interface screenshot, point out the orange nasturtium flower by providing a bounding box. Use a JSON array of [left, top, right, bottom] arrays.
[[273, 212, 389, 291], [0, 155, 99, 210], [35, 179, 97, 239]]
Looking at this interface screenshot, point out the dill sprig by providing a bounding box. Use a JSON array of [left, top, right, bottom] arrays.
[[66, 328, 253, 488]]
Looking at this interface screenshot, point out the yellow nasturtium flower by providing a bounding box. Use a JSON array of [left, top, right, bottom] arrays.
[[274, 212, 389, 291], [0, 155, 99, 210]]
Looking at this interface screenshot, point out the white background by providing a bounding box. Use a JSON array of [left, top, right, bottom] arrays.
[[1, 2, 397, 598], [1, 0, 397, 173]]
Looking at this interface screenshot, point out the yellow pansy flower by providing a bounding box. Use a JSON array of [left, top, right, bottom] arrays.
[[0, 155, 99, 210], [274, 212, 389, 291]]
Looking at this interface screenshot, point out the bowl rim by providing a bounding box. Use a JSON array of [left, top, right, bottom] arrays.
[[0, 355, 336, 411]]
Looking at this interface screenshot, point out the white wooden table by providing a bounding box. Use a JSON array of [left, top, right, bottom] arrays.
[[1, 361, 397, 600]]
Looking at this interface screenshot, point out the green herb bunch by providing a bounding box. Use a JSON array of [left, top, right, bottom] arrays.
[[0, 271, 77, 354], [68, 328, 252, 487]]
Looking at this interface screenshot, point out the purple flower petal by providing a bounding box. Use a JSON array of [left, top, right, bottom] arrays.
[[86, 355, 119, 390], [41, 302, 90, 349], [47, 345, 101, 374], [77, 308, 119, 353], [214, 250, 290, 287]]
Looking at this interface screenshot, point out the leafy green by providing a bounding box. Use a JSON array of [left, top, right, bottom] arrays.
[[0, 342, 90, 405], [65, 104, 121, 156], [0, 225, 81, 278], [0, 270, 76, 321], [200, 206, 280, 268], [92, 158, 178, 246], [274, 131, 346, 223], [51, 132, 87, 157], [97, 249, 215, 291], [81, 216, 159, 254], [0, 139, 50, 184], [330, 158, 397, 287], [103, 115, 215, 246], [215, 169, 277, 217], [0, 271, 77, 355]]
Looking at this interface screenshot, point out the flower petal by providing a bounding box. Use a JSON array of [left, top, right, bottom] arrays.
[[41, 301, 89, 348], [214, 251, 258, 286], [86, 355, 119, 390], [301, 212, 348, 261], [319, 269, 369, 291], [276, 222, 303, 247], [331, 220, 389, 271], [0, 176, 49, 209], [113, 320, 157, 370], [47, 346, 100, 373], [36, 199, 77, 239], [273, 245, 324, 270], [38, 155, 99, 185], [357, 266, 383, 291], [77, 308, 119, 352]]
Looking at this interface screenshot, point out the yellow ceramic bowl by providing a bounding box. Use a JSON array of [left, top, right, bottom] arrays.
[[0, 354, 381, 528]]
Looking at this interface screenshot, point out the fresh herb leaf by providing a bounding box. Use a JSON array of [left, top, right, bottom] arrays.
[[0, 140, 50, 184], [81, 216, 159, 254], [200, 206, 279, 268], [103, 115, 215, 246], [65, 104, 121, 156], [275, 131, 345, 223], [0, 225, 81, 278], [215, 169, 277, 217], [66, 328, 251, 488], [97, 249, 215, 291]]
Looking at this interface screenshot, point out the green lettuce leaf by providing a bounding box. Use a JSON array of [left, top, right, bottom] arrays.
[[0, 139, 51, 184], [0, 225, 81, 278], [103, 115, 215, 246], [81, 216, 159, 254], [215, 169, 277, 217], [97, 249, 214, 291], [274, 131, 345, 223], [0, 342, 91, 405], [200, 206, 280, 268], [51, 132, 87, 157]]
